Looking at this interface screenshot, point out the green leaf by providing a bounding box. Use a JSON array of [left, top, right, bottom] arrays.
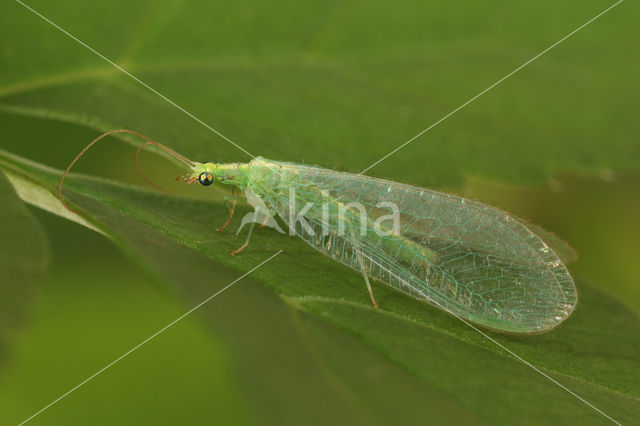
[[1, 0, 638, 188], [1, 148, 637, 425], [0, 169, 49, 367]]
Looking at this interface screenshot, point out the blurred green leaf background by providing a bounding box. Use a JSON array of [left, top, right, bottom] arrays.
[[0, 1, 638, 425]]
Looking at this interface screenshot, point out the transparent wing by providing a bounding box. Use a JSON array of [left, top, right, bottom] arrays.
[[249, 158, 577, 333], [526, 224, 578, 264]]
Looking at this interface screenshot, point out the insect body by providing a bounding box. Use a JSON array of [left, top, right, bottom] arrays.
[[186, 157, 577, 334]]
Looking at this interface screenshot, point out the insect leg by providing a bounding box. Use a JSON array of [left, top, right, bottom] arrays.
[[231, 221, 255, 256], [354, 248, 379, 309], [217, 187, 238, 232], [257, 214, 269, 229]]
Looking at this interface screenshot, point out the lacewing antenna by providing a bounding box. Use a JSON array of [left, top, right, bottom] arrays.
[[134, 140, 196, 192], [58, 129, 194, 214]]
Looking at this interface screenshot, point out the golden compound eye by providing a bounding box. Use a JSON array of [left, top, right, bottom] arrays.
[[198, 172, 214, 186]]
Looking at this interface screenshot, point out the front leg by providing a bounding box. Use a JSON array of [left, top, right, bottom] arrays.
[[217, 187, 238, 232]]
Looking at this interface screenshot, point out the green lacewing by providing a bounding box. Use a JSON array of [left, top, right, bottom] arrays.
[[60, 130, 577, 334], [181, 157, 577, 334]]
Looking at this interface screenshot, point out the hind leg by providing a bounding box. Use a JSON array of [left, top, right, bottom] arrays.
[[231, 222, 255, 256]]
